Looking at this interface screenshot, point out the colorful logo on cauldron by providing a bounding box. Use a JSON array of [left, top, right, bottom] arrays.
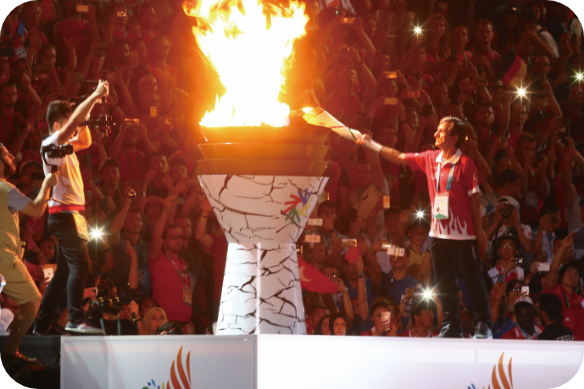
[[282, 188, 314, 224]]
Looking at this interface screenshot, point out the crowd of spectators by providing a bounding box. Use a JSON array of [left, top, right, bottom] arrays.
[[0, 0, 583, 341]]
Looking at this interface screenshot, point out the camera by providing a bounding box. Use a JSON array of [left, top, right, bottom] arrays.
[[85, 113, 114, 133], [41, 144, 74, 159], [86, 282, 123, 319], [500, 203, 515, 218]]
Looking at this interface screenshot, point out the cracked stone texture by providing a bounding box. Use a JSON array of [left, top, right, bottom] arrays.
[[199, 175, 328, 244], [198, 175, 328, 335]]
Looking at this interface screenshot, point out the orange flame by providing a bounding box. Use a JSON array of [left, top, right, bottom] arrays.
[[183, 0, 308, 127], [487, 352, 514, 389], [167, 346, 191, 389]]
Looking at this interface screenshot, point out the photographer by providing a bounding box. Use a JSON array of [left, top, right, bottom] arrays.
[[485, 196, 533, 265], [0, 143, 58, 368], [33, 80, 110, 335]]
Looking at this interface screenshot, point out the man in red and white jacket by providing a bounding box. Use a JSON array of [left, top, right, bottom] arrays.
[[358, 117, 492, 339], [502, 296, 544, 340]]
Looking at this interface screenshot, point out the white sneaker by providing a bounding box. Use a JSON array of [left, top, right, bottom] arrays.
[[65, 322, 105, 335]]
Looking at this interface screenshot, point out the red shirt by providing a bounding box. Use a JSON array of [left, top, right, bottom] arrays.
[[0, 111, 25, 145], [502, 324, 544, 340], [456, 51, 473, 64], [150, 252, 192, 322], [563, 304, 584, 341], [404, 149, 480, 240], [477, 127, 501, 155], [55, 18, 92, 63], [544, 284, 584, 314], [117, 149, 146, 181]]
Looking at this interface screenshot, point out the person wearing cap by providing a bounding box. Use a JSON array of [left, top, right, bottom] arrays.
[[485, 195, 533, 265], [501, 296, 544, 339], [487, 234, 525, 287], [492, 280, 528, 338], [0, 143, 58, 368], [480, 169, 523, 221], [357, 117, 493, 338]]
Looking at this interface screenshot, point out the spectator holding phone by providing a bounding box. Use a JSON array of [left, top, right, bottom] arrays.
[[361, 297, 398, 336], [544, 231, 582, 314], [534, 203, 562, 263], [485, 196, 533, 265]]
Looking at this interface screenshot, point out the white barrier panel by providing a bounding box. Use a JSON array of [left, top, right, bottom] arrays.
[[60, 336, 256, 389], [61, 335, 584, 389]]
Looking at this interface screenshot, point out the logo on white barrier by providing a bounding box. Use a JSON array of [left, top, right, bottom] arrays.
[[469, 352, 513, 389], [143, 346, 192, 389]]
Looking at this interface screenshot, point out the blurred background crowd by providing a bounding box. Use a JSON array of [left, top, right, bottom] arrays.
[[0, 0, 583, 340]]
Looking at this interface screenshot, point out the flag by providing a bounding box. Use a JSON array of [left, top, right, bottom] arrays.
[[498, 52, 528, 88], [298, 257, 338, 294], [345, 247, 362, 264]]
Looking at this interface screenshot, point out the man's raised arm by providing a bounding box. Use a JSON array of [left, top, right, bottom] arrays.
[[57, 80, 109, 145], [356, 134, 408, 165]]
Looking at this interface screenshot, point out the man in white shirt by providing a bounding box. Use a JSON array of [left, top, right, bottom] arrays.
[[0, 143, 57, 368], [34, 81, 109, 335]]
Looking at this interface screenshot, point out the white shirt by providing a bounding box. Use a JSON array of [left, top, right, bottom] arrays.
[[41, 132, 85, 210]]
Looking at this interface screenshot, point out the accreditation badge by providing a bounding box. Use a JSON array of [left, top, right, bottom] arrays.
[[526, 191, 538, 208], [72, 212, 90, 241], [433, 194, 449, 220]]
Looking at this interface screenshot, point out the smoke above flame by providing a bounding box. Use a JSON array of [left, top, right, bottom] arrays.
[[183, 0, 308, 127]]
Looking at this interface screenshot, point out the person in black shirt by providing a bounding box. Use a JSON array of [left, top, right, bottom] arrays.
[[537, 294, 574, 341]]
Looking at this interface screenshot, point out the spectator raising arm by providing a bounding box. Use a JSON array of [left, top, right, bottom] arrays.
[[545, 232, 575, 292], [195, 199, 214, 252], [332, 277, 355, 328], [149, 196, 170, 260], [126, 241, 139, 289], [108, 194, 132, 247]]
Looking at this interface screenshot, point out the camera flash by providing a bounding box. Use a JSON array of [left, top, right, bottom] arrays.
[[517, 87, 526, 97], [90, 227, 104, 241], [416, 210, 425, 219], [577, 73, 583, 81], [414, 26, 422, 35], [422, 289, 434, 300]]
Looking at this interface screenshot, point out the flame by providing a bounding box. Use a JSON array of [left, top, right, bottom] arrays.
[[183, 0, 308, 127], [167, 346, 191, 389]]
